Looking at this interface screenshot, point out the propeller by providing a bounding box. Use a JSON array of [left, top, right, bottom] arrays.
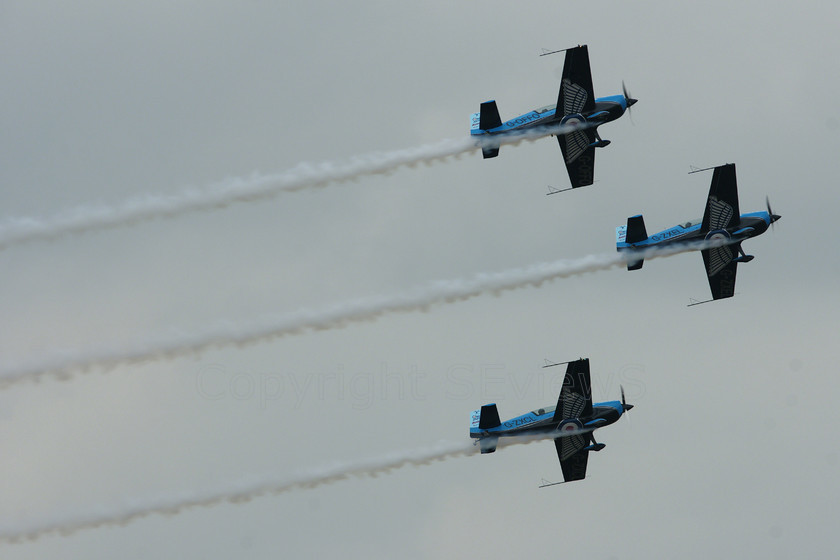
[[766, 196, 782, 230], [622, 81, 637, 122], [621, 385, 633, 413]]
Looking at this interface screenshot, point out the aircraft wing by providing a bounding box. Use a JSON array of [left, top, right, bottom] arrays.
[[554, 45, 596, 188], [558, 134, 595, 188], [550, 358, 593, 482], [557, 45, 595, 116], [702, 243, 738, 300], [552, 358, 593, 422], [702, 164, 740, 232], [555, 442, 589, 482]]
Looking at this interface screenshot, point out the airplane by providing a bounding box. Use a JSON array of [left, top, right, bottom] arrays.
[[469, 44, 637, 190], [469, 358, 632, 484], [615, 163, 781, 303]]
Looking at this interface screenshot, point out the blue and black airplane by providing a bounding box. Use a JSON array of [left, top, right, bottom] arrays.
[[616, 163, 781, 303], [469, 358, 631, 483], [469, 44, 637, 189]]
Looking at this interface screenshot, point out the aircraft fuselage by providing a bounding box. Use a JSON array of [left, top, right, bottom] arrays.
[[469, 400, 628, 441], [616, 211, 775, 251], [469, 95, 631, 137]]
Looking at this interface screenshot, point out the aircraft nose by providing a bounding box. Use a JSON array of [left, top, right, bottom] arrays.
[[623, 403, 634, 412], [771, 213, 781, 223], [626, 97, 638, 108]]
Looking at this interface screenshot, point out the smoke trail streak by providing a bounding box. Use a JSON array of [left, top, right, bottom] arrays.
[[0, 243, 706, 389], [0, 435, 551, 543], [0, 123, 580, 250]]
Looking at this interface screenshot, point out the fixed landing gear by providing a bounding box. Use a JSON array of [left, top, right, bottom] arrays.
[[590, 130, 611, 149], [735, 246, 755, 263], [586, 434, 606, 452]]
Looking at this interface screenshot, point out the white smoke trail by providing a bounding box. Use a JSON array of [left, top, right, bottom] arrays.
[[0, 243, 708, 389], [0, 124, 579, 250], [0, 434, 557, 544]]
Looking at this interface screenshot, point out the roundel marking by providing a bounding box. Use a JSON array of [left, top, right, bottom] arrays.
[[704, 229, 731, 242], [560, 113, 586, 127], [558, 419, 583, 433]]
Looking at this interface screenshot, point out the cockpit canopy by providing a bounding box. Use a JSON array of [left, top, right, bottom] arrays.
[[531, 405, 556, 417]]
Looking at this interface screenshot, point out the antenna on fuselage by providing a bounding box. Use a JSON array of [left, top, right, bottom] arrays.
[[539, 478, 567, 488], [687, 297, 714, 307]]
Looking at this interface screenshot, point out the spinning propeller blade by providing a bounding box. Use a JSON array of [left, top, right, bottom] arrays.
[[766, 196, 781, 230], [622, 81, 637, 122], [621, 385, 633, 413]]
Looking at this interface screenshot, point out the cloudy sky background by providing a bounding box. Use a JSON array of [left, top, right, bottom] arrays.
[[2, 1, 839, 558]]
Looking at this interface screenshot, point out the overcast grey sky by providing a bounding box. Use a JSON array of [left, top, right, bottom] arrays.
[[2, 1, 839, 558]]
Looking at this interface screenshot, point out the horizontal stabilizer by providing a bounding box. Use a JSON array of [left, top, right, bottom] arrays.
[[627, 258, 644, 271], [625, 215, 648, 244], [478, 404, 501, 430], [479, 436, 498, 454], [479, 100, 502, 131], [622, 215, 647, 270]]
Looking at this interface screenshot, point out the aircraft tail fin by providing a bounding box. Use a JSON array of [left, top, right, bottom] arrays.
[[479, 101, 502, 158], [622, 215, 647, 271], [470, 404, 501, 454]]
